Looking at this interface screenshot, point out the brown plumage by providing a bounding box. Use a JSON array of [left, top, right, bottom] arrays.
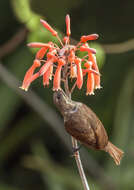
[[53, 89, 124, 165]]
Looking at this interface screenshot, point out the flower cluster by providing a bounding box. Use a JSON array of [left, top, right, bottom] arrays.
[[20, 14, 101, 95]]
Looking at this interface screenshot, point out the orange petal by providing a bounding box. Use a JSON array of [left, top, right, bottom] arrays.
[[40, 19, 57, 36], [43, 66, 51, 87], [49, 65, 53, 80], [84, 61, 92, 69], [39, 60, 53, 76], [53, 65, 62, 91], [29, 72, 40, 83], [47, 51, 57, 61], [68, 49, 75, 63], [36, 47, 48, 59], [88, 53, 98, 71], [94, 74, 101, 89], [75, 58, 83, 89], [66, 14, 71, 36], [58, 58, 66, 66], [80, 45, 96, 54], [80, 34, 99, 43], [70, 63, 77, 78], [63, 36, 69, 44], [33, 59, 41, 67], [88, 53, 101, 89], [20, 60, 41, 91], [86, 72, 95, 95], [20, 72, 40, 91], [22, 72, 40, 91], [53, 59, 65, 91], [27, 42, 51, 48]]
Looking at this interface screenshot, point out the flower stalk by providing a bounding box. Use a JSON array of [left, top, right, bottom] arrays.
[[63, 60, 90, 190]]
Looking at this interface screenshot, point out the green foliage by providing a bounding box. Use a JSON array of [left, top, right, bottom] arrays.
[[11, 0, 41, 31]]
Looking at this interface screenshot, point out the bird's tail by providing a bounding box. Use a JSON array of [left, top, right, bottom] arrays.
[[105, 141, 124, 165]]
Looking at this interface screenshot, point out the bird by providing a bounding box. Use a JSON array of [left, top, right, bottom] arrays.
[[53, 89, 124, 165]]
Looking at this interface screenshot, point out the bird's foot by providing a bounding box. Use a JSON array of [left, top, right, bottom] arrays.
[[71, 145, 82, 157]]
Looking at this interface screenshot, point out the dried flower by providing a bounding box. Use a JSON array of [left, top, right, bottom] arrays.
[[20, 15, 100, 95]]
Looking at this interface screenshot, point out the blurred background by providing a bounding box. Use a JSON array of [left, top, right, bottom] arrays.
[[0, 0, 134, 189]]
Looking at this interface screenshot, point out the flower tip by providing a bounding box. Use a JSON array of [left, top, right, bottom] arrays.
[[66, 14, 70, 18], [27, 43, 31, 47], [86, 92, 95, 96], [27, 42, 50, 48], [53, 87, 61, 91], [19, 86, 28, 91], [27, 43, 36, 48], [90, 48, 96, 54], [66, 14, 71, 36], [77, 82, 83, 89], [40, 19, 47, 27], [40, 19, 57, 36], [80, 34, 99, 43], [89, 34, 99, 40], [40, 19, 45, 24], [94, 33, 99, 39], [95, 85, 102, 89]]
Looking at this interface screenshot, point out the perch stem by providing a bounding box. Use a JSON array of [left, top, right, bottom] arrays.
[[63, 62, 90, 190], [71, 137, 90, 190]]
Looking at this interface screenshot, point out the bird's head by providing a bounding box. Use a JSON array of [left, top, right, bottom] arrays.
[[53, 89, 77, 116]]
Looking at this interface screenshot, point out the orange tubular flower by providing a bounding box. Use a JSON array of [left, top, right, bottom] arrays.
[[84, 62, 95, 95], [43, 66, 52, 87], [68, 49, 75, 62], [20, 59, 41, 91], [27, 42, 51, 48], [80, 34, 99, 43], [40, 19, 57, 36], [21, 14, 100, 95], [88, 53, 101, 89], [39, 59, 54, 76], [86, 72, 95, 95], [75, 58, 83, 89], [53, 59, 65, 91], [66, 14, 71, 37], [70, 63, 77, 78], [49, 65, 53, 80], [39, 52, 56, 76], [68, 49, 77, 78], [36, 47, 48, 59], [80, 45, 96, 54]]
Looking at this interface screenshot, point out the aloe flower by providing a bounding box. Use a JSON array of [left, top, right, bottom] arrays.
[[20, 59, 41, 91], [20, 14, 100, 95], [74, 58, 83, 89], [53, 58, 65, 91]]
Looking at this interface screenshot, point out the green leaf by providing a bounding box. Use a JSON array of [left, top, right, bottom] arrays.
[[11, 0, 41, 31]]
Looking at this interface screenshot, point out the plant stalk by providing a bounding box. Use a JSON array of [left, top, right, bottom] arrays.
[[63, 63, 90, 190]]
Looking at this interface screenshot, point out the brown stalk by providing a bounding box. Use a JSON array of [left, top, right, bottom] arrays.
[[63, 60, 90, 190]]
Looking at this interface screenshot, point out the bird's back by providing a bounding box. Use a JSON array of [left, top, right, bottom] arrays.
[[64, 103, 108, 150]]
